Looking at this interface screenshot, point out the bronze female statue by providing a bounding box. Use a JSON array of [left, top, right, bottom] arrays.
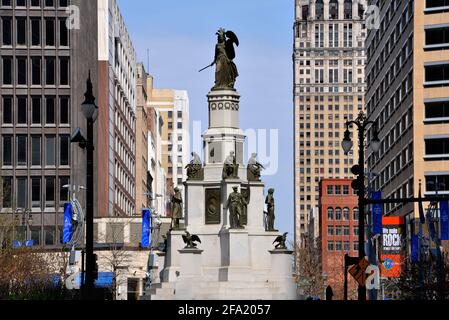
[[200, 28, 239, 90]]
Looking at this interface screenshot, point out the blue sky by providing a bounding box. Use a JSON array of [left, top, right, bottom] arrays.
[[117, 0, 295, 237]]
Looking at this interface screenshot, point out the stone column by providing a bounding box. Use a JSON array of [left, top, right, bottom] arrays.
[[175, 248, 204, 299]]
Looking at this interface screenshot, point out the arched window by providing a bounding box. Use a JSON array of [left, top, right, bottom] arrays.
[[315, 0, 324, 19], [343, 207, 350, 220], [327, 208, 334, 220], [335, 207, 342, 220], [330, 0, 339, 19], [358, 3, 365, 19], [353, 207, 359, 220], [344, 0, 353, 19], [302, 5, 310, 20]]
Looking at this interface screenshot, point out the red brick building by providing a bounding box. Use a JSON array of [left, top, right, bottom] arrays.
[[319, 179, 359, 300]]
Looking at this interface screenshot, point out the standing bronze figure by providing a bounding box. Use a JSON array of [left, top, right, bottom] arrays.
[[265, 188, 277, 231], [171, 187, 183, 230], [200, 28, 239, 91], [226, 187, 247, 229]]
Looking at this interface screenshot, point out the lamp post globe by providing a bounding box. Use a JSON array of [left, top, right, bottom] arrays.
[[342, 129, 353, 155], [81, 71, 97, 121], [370, 129, 381, 153]]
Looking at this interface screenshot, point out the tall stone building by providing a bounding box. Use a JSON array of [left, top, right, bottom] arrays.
[[0, 0, 98, 246], [97, 0, 137, 218], [135, 63, 150, 212], [293, 0, 368, 246], [147, 87, 189, 202], [145, 76, 172, 217], [366, 0, 449, 237]]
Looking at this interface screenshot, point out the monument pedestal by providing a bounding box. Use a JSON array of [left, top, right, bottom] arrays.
[[160, 230, 185, 282], [144, 83, 298, 300], [219, 228, 253, 282], [175, 248, 204, 299]]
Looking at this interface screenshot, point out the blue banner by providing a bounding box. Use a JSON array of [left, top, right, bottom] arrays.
[[63, 203, 73, 244], [411, 235, 419, 263], [141, 209, 151, 248], [372, 192, 383, 236], [440, 201, 449, 241]]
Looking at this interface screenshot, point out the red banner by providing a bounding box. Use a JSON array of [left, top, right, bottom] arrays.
[[381, 217, 405, 278]]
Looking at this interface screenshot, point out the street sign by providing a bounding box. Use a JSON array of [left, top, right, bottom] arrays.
[[348, 258, 369, 286]]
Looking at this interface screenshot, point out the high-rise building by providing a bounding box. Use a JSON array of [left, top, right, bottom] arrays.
[[0, 0, 98, 247], [97, 0, 137, 218], [135, 63, 150, 212], [146, 76, 171, 217], [293, 0, 368, 246], [319, 178, 359, 300], [366, 0, 449, 236], [147, 87, 189, 198]]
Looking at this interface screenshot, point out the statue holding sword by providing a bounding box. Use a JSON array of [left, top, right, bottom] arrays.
[[199, 28, 239, 91]]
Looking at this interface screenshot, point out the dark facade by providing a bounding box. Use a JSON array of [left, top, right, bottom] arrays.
[[0, 0, 98, 247]]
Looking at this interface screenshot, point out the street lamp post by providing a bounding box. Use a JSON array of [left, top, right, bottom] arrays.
[[72, 72, 98, 299], [342, 111, 380, 301]]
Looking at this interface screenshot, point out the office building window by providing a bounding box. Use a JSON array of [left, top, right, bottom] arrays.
[[17, 97, 27, 124], [45, 18, 55, 46], [17, 57, 27, 85], [353, 208, 359, 220], [46, 57, 55, 85], [315, 0, 324, 19], [328, 226, 334, 236], [426, 175, 449, 192], [32, 57, 41, 85], [44, 227, 55, 246], [343, 207, 350, 220], [45, 135, 55, 166], [59, 177, 69, 203], [328, 241, 334, 251], [16, 178, 27, 209], [60, 97, 69, 124], [426, 0, 449, 10], [335, 207, 342, 220], [425, 99, 449, 120], [31, 136, 41, 166], [1, 17, 12, 45], [32, 97, 41, 124], [17, 135, 27, 166], [32, 178, 41, 208], [31, 18, 40, 46], [60, 135, 69, 165], [425, 63, 449, 85], [59, 57, 69, 85], [2, 57, 12, 84], [2, 177, 12, 208], [59, 18, 68, 46], [327, 208, 334, 220], [2, 135, 12, 166], [344, 0, 353, 19], [16, 17, 26, 45], [425, 138, 449, 156], [2, 96, 13, 124], [46, 96, 55, 124], [30, 227, 41, 246], [45, 177, 55, 207]]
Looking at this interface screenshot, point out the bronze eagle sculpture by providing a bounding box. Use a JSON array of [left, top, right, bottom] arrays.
[[273, 232, 288, 250], [182, 231, 202, 249]]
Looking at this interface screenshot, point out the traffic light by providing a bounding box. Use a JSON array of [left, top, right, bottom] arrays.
[[351, 165, 362, 176], [93, 254, 98, 281]]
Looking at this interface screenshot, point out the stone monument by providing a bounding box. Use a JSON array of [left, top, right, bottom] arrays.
[[142, 28, 296, 300]]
